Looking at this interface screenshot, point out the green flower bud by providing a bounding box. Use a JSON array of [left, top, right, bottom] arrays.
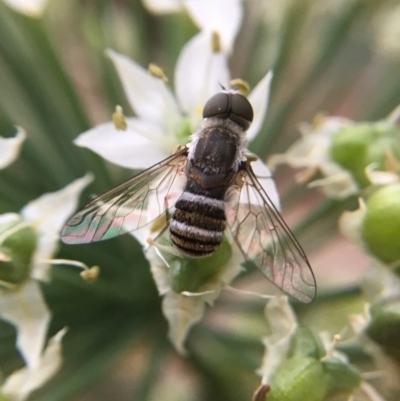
[[367, 298, 400, 349], [322, 358, 362, 395], [168, 237, 232, 293], [330, 122, 400, 187], [289, 326, 326, 360], [0, 216, 37, 285], [267, 356, 330, 401], [362, 184, 400, 264]]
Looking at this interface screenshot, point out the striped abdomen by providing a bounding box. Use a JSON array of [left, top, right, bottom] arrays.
[[170, 192, 226, 258]]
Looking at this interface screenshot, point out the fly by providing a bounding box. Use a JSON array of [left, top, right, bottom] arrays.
[[61, 90, 316, 303]]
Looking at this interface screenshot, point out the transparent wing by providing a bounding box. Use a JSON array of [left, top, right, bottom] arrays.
[[61, 147, 188, 244], [226, 161, 316, 303]]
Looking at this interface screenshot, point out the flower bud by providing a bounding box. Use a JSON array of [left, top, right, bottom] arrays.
[[322, 358, 362, 394], [168, 237, 232, 293], [366, 298, 400, 349], [330, 121, 400, 187], [0, 214, 37, 285], [267, 356, 330, 401], [362, 183, 400, 264], [288, 326, 326, 360]]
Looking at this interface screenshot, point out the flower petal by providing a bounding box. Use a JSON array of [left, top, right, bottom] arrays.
[[310, 162, 359, 199], [183, 0, 243, 53], [162, 291, 207, 355], [75, 119, 170, 169], [21, 175, 93, 280], [268, 117, 352, 170], [148, 234, 243, 354], [247, 71, 273, 142], [365, 163, 400, 186], [141, 0, 184, 13], [21, 174, 93, 234], [2, 328, 67, 401], [0, 127, 26, 169], [0, 280, 50, 370], [338, 198, 366, 248], [2, 0, 47, 17], [175, 31, 230, 128], [258, 296, 298, 383], [106, 49, 180, 132], [249, 154, 281, 210]]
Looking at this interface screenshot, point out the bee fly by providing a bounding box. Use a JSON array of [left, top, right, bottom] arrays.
[[61, 90, 316, 303]]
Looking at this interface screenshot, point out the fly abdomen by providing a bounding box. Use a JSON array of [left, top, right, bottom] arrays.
[[170, 192, 226, 258]]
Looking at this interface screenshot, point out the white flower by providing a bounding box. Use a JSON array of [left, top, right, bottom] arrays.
[[0, 128, 25, 169], [365, 160, 400, 186], [146, 233, 244, 354], [1, 0, 48, 17], [74, 31, 278, 351], [257, 296, 298, 384], [141, 0, 243, 53], [268, 116, 358, 199], [338, 198, 367, 250], [75, 31, 273, 171], [2, 328, 67, 401], [0, 175, 92, 371]]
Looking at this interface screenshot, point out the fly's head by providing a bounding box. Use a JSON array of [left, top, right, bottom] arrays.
[[202, 90, 254, 131]]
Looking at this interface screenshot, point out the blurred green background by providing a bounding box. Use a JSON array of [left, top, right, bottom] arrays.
[[1, 0, 400, 400]]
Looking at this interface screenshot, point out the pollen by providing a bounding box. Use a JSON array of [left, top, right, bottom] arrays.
[[112, 105, 128, 131], [211, 31, 221, 53], [148, 63, 168, 82], [150, 215, 167, 234], [80, 265, 100, 284], [230, 79, 250, 96]]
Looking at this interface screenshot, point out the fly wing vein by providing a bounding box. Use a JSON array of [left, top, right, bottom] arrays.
[[226, 161, 316, 303], [61, 148, 188, 244]]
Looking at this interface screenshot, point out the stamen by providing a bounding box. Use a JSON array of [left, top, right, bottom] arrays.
[[43, 259, 100, 283], [146, 237, 182, 258], [148, 63, 168, 82], [181, 290, 216, 297], [224, 285, 274, 300], [211, 31, 221, 53], [230, 79, 250, 96], [112, 105, 127, 131], [246, 153, 258, 162]]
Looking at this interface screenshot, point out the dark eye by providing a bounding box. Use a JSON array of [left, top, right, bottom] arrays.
[[231, 94, 253, 123], [202, 91, 254, 130], [202, 93, 229, 118]]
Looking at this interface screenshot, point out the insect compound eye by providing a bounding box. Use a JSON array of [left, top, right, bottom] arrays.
[[202, 91, 254, 130], [202, 93, 229, 119], [229, 93, 254, 130]]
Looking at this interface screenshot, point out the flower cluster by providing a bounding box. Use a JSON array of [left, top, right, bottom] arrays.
[[0, 131, 94, 399], [1, 0, 399, 400], [73, 5, 278, 353], [269, 104, 400, 399], [254, 297, 389, 401]]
